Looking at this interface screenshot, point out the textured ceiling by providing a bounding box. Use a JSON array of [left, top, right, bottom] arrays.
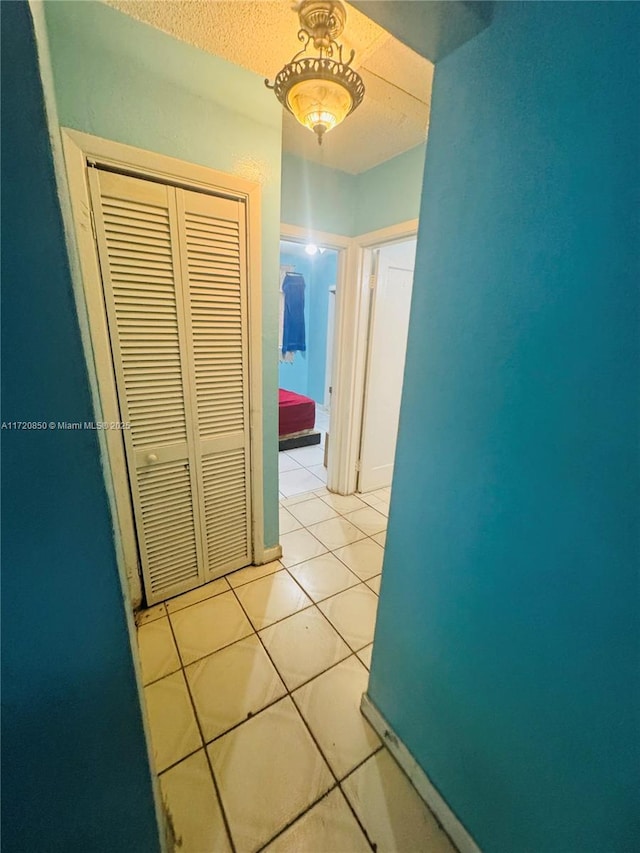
[[106, 1, 433, 174]]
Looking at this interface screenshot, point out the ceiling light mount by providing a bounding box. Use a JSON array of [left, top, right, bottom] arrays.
[[266, 1, 365, 145]]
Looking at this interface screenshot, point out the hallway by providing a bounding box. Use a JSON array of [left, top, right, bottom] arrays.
[[135, 486, 456, 852]]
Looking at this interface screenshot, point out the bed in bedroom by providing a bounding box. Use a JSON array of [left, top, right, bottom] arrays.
[[278, 388, 321, 451]]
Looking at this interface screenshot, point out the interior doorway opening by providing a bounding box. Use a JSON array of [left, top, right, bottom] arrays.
[[357, 237, 417, 494], [277, 238, 341, 499]]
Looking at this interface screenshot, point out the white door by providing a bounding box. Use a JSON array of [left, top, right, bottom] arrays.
[[358, 239, 416, 493], [89, 168, 252, 604]]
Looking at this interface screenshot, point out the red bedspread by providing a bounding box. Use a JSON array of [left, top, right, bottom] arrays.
[[279, 388, 316, 436]]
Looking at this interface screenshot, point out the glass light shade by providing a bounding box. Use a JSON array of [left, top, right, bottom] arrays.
[[287, 78, 353, 140]]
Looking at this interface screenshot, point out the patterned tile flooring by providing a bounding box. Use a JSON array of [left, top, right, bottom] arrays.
[[135, 485, 456, 852]]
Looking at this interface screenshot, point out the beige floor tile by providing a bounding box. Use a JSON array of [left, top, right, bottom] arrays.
[[286, 444, 325, 466], [259, 608, 351, 690], [235, 570, 312, 630], [372, 531, 387, 547], [166, 577, 230, 614], [137, 617, 181, 685], [313, 487, 330, 498], [293, 657, 380, 779], [143, 671, 201, 773], [159, 750, 232, 853], [358, 491, 382, 507], [321, 493, 367, 514], [287, 553, 360, 602], [186, 635, 286, 741], [307, 517, 366, 550], [279, 491, 318, 508], [307, 464, 328, 484], [279, 506, 302, 534], [208, 697, 333, 853], [334, 538, 385, 581], [263, 788, 370, 853], [226, 559, 283, 589], [135, 602, 167, 626], [279, 468, 325, 497], [357, 644, 373, 669], [344, 506, 388, 536], [279, 529, 327, 568], [287, 497, 338, 526], [278, 452, 303, 473], [342, 750, 457, 853], [318, 584, 378, 651], [375, 498, 391, 516], [366, 574, 382, 595], [170, 591, 253, 665]]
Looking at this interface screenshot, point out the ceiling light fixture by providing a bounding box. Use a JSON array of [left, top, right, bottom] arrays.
[[305, 243, 319, 255], [266, 1, 365, 145]]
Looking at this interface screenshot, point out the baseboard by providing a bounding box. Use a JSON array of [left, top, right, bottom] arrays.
[[360, 693, 482, 853], [258, 544, 283, 564]]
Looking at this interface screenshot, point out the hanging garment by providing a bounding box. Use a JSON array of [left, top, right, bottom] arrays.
[[282, 272, 306, 356]]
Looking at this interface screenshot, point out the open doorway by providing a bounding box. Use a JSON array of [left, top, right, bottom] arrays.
[[277, 238, 340, 498], [357, 238, 417, 493]]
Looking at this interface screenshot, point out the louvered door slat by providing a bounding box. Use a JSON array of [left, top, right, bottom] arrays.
[[89, 169, 205, 603], [177, 188, 252, 579]]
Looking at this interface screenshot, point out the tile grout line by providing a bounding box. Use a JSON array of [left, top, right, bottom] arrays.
[[137, 481, 389, 851], [226, 581, 379, 852], [163, 606, 238, 853]]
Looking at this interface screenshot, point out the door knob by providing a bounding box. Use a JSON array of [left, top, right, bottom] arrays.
[[146, 453, 158, 464]]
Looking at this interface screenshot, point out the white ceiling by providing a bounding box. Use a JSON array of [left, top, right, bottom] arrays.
[[106, 1, 434, 174]]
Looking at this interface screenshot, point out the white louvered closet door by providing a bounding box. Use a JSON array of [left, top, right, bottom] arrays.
[[176, 189, 252, 579], [88, 168, 251, 604]]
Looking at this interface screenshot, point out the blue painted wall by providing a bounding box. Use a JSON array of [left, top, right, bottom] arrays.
[[44, 0, 282, 549], [1, 4, 159, 850], [370, 3, 640, 852], [278, 245, 338, 404], [281, 154, 356, 236], [281, 145, 425, 238], [354, 144, 426, 235], [279, 249, 313, 397]]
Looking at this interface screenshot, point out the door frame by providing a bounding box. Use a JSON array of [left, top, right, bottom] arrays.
[[279, 219, 418, 495], [338, 220, 419, 495], [357, 236, 418, 493], [61, 128, 265, 606], [279, 223, 351, 493]]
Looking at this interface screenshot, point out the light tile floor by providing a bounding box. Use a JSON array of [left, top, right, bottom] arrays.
[[136, 485, 457, 853], [278, 407, 329, 497]]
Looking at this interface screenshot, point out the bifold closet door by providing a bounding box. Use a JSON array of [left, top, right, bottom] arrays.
[[176, 188, 252, 578], [88, 168, 252, 604]]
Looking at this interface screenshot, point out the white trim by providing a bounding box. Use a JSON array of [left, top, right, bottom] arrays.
[[280, 222, 351, 250], [60, 128, 266, 593], [280, 223, 353, 494], [260, 544, 283, 564], [356, 218, 420, 249], [340, 220, 420, 494], [278, 219, 419, 496], [361, 693, 482, 853]]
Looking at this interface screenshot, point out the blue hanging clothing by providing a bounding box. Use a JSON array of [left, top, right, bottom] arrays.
[[282, 272, 306, 355]]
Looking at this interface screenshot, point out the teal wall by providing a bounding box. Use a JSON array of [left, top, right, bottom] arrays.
[[44, 0, 282, 548], [281, 144, 425, 238], [370, 3, 640, 852], [281, 154, 355, 236], [354, 144, 426, 235], [1, 3, 159, 849], [278, 244, 338, 403]]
